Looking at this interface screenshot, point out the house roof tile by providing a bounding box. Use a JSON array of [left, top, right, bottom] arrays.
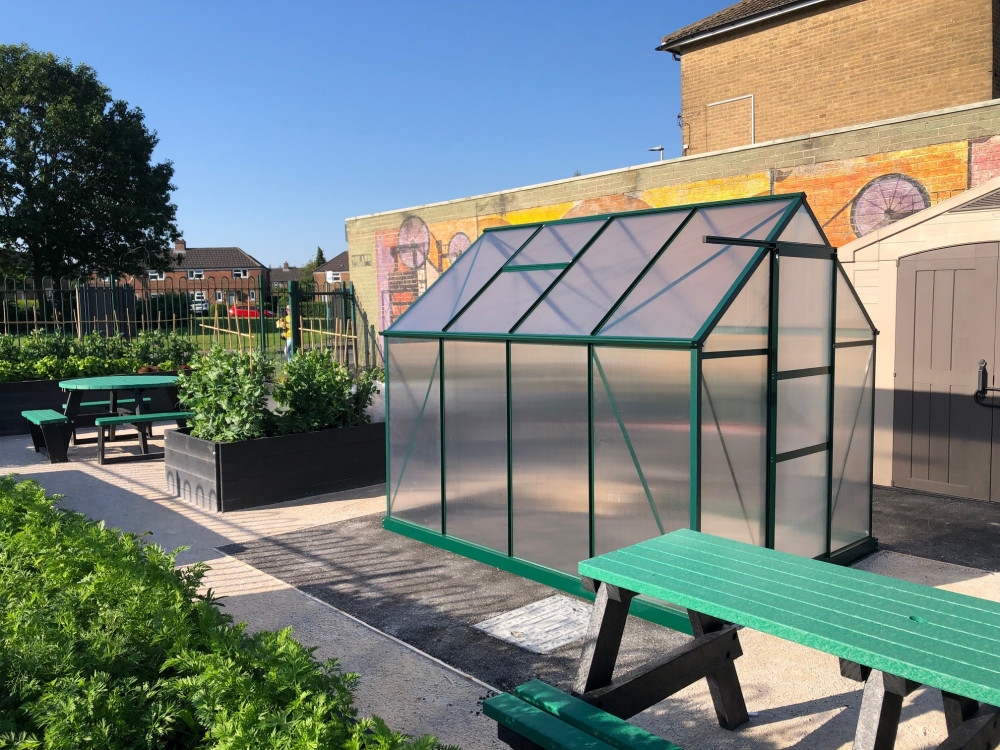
[[173, 247, 265, 270], [315, 251, 349, 274], [659, 0, 836, 51]]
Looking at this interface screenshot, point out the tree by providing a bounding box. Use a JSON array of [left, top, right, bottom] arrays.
[[314, 246, 326, 265], [0, 44, 179, 280]]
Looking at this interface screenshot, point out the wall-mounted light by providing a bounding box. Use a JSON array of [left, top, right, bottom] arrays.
[[648, 146, 664, 161]]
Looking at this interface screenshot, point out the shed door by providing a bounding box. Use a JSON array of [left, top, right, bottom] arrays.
[[892, 244, 998, 500]]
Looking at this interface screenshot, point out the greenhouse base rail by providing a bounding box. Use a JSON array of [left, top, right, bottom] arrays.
[[382, 516, 693, 634]]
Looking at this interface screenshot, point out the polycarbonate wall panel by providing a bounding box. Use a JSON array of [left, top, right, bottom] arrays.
[[778, 256, 832, 371], [443, 341, 508, 553], [776, 375, 830, 454], [592, 347, 690, 556], [390, 227, 536, 333], [777, 205, 826, 245], [517, 211, 690, 336], [836, 268, 874, 343], [387, 339, 441, 529], [598, 201, 790, 340], [832, 345, 874, 550], [701, 355, 768, 546], [703, 256, 770, 352], [507, 220, 604, 267], [510, 344, 589, 573], [774, 450, 828, 558], [448, 268, 560, 333]]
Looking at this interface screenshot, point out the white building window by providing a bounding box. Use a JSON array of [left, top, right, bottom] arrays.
[[325, 271, 341, 283], [249, 290, 256, 301], [148, 270, 165, 281], [215, 290, 224, 302], [232, 269, 249, 279], [192, 291, 206, 301], [187, 269, 204, 280]]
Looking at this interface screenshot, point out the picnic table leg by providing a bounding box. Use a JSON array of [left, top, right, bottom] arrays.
[[63, 390, 81, 445], [941, 692, 979, 733], [689, 611, 750, 730], [132, 389, 149, 455], [853, 671, 919, 750], [934, 704, 1000, 750], [574, 578, 636, 694]]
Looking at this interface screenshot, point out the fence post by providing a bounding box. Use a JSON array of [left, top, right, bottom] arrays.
[[289, 280, 301, 357], [257, 274, 267, 354]]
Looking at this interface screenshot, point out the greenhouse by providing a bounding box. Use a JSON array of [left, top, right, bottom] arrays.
[[383, 194, 877, 619]]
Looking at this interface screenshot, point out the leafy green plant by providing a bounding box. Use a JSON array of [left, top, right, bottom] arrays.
[[177, 346, 275, 442], [0, 475, 453, 749], [272, 350, 376, 435]]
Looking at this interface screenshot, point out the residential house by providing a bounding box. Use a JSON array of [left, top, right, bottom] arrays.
[[144, 240, 268, 310], [313, 251, 351, 290]]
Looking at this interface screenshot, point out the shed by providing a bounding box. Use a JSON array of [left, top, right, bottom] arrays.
[[383, 194, 877, 620]]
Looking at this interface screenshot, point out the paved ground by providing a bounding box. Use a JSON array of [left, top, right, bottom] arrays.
[[3, 430, 1000, 749]]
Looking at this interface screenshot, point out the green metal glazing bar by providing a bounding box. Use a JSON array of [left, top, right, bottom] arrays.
[[835, 339, 874, 349], [500, 263, 569, 272], [587, 344, 596, 559], [442, 225, 543, 332], [775, 442, 829, 463], [385, 339, 392, 517], [479, 193, 804, 234], [826, 257, 837, 557], [590, 209, 697, 336], [439, 339, 447, 536], [509, 217, 613, 334], [382, 516, 693, 634], [592, 350, 664, 535], [776, 366, 831, 380], [702, 348, 769, 359], [506, 340, 514, 557], [694, 247, 768, 345], [766, 250, 779, 549], [690, 349, 701, 531], [389, 347, 441, 509], [383, 329, 698, 349], [600, 204, 791, 336], [868, 335, 877, 540]]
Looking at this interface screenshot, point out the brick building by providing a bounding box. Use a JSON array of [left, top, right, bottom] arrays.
[[144, 240, 268, 307], [313, 251, 351, 289], [661, 0, 998, 155]]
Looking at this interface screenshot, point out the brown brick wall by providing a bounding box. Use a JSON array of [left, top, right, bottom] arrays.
[[678, 0, 996, 154]]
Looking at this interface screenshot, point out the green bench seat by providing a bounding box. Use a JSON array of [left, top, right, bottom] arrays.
[[484, 681, 681, 750], [94, 411, 192, 464], [63, 397, 151, 410], [21, 409, 71, 463]]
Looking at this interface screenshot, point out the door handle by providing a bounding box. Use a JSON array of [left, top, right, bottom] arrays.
[[974, 359, 1000, 407]]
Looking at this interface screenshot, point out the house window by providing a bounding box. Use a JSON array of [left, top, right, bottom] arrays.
[[325, 272, 341, 283], [187, 269, 204, 280], [215, 290, 224, 302], [192, 291, 206, 301], [233, 269, 249, 279], [249, 290, 256, 301], [148, 270, 165, 281]]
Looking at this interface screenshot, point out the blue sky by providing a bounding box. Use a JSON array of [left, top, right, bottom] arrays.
[[5, 1, 731, 268]]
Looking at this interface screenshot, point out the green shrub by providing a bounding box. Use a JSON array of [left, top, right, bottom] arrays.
[[131, 330, 195, 369], [272, 350, 376, 435], [0, 475, 453, 750], [177, 347, 275, 442]]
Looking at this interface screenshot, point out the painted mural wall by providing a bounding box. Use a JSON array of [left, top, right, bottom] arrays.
[[375, 135, 1000, 334]]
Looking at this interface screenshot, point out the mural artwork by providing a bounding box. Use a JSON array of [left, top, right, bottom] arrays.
[[375, 137, 997, 333]]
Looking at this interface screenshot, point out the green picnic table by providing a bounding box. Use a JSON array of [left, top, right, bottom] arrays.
[[570, 529, 1000, 750]]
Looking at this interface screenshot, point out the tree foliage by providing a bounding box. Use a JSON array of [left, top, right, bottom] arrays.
[[0, 44, 179, 280], [315, 246, 326, 265]]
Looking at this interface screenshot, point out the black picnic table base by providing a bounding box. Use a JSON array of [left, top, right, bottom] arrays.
[[574, 577, 1000, 750]]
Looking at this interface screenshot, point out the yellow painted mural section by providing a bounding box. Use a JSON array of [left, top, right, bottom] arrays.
[[641, 173, 771, 208]]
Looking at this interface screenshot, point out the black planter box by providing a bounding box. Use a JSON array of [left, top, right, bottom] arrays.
[[164, 422, 386, 512], [0, 375, 179, 437]]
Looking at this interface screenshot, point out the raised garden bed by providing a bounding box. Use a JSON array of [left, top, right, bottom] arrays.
[[165, 422, 385, 512]]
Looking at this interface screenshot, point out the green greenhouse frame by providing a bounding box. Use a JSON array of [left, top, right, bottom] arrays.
[[383, 193, 877, 631]]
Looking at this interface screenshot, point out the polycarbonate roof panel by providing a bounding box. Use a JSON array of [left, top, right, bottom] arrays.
[[777, 204, 826, 245], [389, 226, 536, 332], [515, 210, 691, 336], [448, 268, 561, 333], [598, 200, 791, 340], [507, 219, 605, 267]]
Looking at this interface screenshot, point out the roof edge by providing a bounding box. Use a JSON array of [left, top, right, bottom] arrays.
[[657, 0, 839, 54]]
